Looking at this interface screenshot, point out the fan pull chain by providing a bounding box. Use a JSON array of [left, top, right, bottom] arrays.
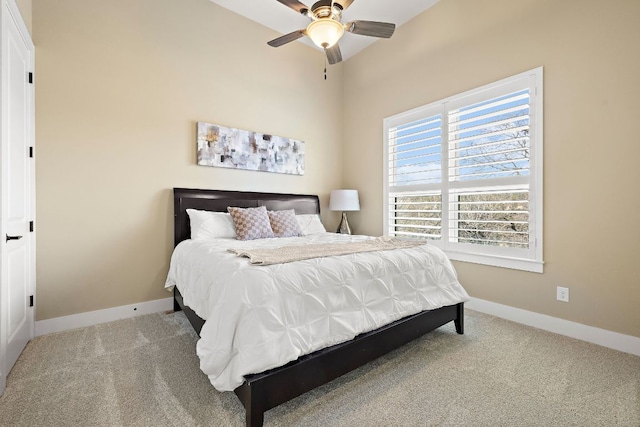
[[324, 56, 327, 80]]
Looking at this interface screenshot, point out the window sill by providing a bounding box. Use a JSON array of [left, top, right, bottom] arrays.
[[444, 250, 544, 273]]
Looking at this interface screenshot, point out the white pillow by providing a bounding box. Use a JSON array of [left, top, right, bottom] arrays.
[[296, 214, 327, 235], [186, 209, 237, 240]]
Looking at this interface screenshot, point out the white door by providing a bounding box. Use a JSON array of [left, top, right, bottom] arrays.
[[0, 0, 34, 395]]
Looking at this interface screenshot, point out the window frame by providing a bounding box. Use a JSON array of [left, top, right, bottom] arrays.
[[383, 67, 543, 273]]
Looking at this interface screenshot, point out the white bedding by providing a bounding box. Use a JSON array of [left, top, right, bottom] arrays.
[[165, 233, 469, 391]]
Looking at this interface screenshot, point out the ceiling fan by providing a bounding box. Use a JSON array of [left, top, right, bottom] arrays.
[[267, 0, 396, 65]]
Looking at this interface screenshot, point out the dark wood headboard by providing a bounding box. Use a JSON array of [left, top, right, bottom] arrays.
[[173, 188, 321, 247]]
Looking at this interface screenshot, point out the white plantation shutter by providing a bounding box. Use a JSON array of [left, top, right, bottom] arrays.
[[388, 192, 441, 240], [387, 110, 443, 240], [388, 113, 442, 187], [384, 68, 543, 272], [448, 188, 529, 247]]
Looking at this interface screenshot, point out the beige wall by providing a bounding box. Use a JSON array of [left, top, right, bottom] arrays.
[[33, 0, 640, 339], [343, 0, 640, 338], [33, 0, 344, 320]]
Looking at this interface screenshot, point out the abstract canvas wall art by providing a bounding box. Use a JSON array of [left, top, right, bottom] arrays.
[[196, 122, 305, 175]]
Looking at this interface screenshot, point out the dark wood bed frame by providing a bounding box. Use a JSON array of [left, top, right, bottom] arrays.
[[172, 187, 464, 427]]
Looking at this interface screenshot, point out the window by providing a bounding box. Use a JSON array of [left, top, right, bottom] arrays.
[[384, 68, 543, 272]]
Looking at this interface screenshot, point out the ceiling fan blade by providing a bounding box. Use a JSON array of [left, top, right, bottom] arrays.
[[268, 30, 306, 47], [331, 0, 353, 10], [334, 0, 354, 10], [275, 0, 309, 15], [325, 44, 342, 65], [347, 20, 395, 38]]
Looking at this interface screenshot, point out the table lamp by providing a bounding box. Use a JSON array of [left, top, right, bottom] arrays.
[[329, 189, 360, 234]]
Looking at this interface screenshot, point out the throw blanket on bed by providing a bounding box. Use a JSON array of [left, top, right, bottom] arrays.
[[228, 236, 424, 265]]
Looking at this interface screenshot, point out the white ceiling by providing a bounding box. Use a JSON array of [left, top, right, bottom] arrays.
[[209, 0, 440, 61]]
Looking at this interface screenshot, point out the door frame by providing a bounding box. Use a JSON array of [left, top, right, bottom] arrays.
[[0, 0, 34, 396]]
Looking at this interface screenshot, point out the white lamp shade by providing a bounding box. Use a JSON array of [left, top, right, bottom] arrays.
[[329, 189, 360, 211], [306, 19, 344, 48]]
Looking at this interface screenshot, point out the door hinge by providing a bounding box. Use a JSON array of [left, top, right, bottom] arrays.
[[28, 72, 33, 84], [29, 295, 34, 307], [29, 146, 33, 158], [29, 221, 34, 232]]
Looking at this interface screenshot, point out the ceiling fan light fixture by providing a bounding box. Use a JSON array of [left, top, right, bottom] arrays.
[[306, 18, 344, 49]]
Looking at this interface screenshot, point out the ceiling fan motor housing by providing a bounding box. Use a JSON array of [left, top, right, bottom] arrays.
[[311, 0, 343, 19]]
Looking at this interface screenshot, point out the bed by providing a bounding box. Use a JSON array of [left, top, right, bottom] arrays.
[[167, 187, 468, 427]]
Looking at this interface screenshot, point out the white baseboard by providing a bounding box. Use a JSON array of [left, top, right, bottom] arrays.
[[466, 298, 640, 357], [35, 297, 174, 337], [34, 296, 640, 358]]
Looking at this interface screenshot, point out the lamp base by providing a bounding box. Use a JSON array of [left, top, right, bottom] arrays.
[[336, 211, 352, 235]]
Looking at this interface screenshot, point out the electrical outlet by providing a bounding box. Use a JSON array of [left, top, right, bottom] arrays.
[[556, 286, 569, 302]]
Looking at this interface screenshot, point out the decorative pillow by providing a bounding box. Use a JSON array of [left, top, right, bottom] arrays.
[[296, 214, 327, 235], [186, 209, 236, 240], [268, 209, 303, 238], [227, 206, 275, 240]]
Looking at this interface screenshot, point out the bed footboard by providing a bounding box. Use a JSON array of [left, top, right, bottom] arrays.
[[174, 287, 463, 427], [233, 302, 464, 427], [455, 301, 464, 334]]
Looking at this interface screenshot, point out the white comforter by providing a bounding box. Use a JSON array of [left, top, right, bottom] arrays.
[[165, 233, 469, 391]]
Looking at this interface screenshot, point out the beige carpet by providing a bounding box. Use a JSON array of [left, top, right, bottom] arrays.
[[0, 309, 638, 426]]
